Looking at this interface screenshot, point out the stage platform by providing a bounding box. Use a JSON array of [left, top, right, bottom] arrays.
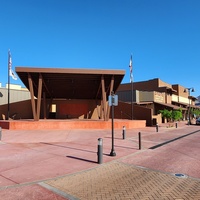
[[0, 119, 146, 130]]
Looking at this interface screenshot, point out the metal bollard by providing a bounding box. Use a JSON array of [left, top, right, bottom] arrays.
[[97, 138, 103, 164], [122, 126, 126, 139], [0, 127, 1, 140], [138, 132, 141, 150], [175, 122, 178, 128], [156, 123, 158, 132]]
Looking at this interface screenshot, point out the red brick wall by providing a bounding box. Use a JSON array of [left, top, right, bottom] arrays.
[[113, 101, 153, 126], [40, 99, 101, 120]]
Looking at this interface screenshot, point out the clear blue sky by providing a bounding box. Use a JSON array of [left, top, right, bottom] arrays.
[[0, 0, 200, 97]]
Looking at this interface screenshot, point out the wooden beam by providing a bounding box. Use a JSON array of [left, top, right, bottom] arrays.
[[101, 76, 107, 121], [100, 100, 103, 119], [106, 76, 114, 120], [28, 73, 37, 121], [36, 74, 43, 120]]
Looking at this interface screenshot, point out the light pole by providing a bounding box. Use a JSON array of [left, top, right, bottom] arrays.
[[110, 91, 116, 156], [184, 87, 195, 125]]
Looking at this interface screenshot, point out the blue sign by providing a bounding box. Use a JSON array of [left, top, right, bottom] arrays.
[[108, 95, 118, 106]]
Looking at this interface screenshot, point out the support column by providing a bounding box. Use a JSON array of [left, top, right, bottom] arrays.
[[36, 74, 42, 120], [99, 100, 103, 119], [101, 76, 107, 121], [106, 76, 114, 120], [28, 74, 37, 121]]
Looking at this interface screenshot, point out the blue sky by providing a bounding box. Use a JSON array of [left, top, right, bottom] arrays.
[[0, 0, 200, 97]]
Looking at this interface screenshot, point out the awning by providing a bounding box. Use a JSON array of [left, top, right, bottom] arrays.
[[172, 101, 188, 107], [190, 105, 200, 109], [136, 102, 153, 105], [154, 102, 187, 110]]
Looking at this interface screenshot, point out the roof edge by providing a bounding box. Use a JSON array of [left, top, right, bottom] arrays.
[[15, 66, 126, 75]]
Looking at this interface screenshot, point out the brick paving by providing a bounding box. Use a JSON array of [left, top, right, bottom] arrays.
[[44, 161, 200, 200], [1, 122, 200, 199]]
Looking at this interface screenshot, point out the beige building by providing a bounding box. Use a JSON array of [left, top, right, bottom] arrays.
[[0, 84, 32, 119], [116, 78, 198, 126]]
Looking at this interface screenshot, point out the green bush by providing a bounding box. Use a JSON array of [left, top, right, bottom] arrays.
[[171, 109, 182, 121], [159, 109, 182, 122], [190, 108, 200, 118]]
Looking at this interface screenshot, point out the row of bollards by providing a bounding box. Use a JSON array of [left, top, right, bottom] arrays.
[[97, 122, 179, 164], [122, 127, 141, 150], [156, 122, 178, 132], [97, 126, 142, 164]]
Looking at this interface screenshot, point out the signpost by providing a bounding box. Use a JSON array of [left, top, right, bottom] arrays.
[[109, 91, 118, 156]]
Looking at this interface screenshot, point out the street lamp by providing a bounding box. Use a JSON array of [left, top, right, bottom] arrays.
[[184, 87, 195, 125]]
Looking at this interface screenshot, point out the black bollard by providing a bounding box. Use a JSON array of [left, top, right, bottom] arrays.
[[156, 123, 158, 132], [175, 122, 178, 128], [138, 132, 141, 150], [97, 138, 103, 164], [122, 126, 126, 139], [0, 127, 1, 140]]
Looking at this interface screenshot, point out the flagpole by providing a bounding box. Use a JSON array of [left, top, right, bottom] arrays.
[[7, 50, 17, 120], [129, 54, 133, 120], [131, 79, 133, 120], [7, 50, 10, 120]]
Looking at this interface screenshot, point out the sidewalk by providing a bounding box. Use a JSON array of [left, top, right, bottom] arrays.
[[0, 121, 200, 199]]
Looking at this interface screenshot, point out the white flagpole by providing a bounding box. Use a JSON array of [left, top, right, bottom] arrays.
[[7, 50, 11, 120]]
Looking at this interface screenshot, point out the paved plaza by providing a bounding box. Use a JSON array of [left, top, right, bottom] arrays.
[[0, 121, 200, 199]]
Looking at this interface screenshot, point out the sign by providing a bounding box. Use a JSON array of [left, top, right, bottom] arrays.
[[108, 94, 118, 106]]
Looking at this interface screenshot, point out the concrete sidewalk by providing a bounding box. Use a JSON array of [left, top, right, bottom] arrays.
[[0, 121, 200, 199]]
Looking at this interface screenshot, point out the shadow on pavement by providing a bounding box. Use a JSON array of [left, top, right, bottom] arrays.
[[149, 129, 200, 149], [41, 142, 96, 154], [66, 155, 97, 163]]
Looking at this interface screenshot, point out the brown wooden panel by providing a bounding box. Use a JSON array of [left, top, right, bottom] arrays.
[[59, 103, 88, 117]]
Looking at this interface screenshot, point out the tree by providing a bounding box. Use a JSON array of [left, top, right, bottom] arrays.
[[171, 109, 182, 121], [159, 109, 172, 122], [190, 108, 200, 118]]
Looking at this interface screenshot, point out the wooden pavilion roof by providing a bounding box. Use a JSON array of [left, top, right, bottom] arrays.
[[16, 67, 125, 99]]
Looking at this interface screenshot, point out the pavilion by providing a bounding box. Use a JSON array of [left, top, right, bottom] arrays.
[[16, 67, 125, 121]]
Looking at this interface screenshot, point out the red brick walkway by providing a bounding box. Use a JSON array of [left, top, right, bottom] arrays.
[[0, 121, 200, 199]]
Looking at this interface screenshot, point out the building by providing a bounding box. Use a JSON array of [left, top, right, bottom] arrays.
[[0, 84, 32, 120], [116, 78, 199, 126], [1, 70, 199, 127], [196, 96, 200, 106]]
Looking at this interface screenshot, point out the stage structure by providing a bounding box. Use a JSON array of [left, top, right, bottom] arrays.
[[15, 67, 125, 121]]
